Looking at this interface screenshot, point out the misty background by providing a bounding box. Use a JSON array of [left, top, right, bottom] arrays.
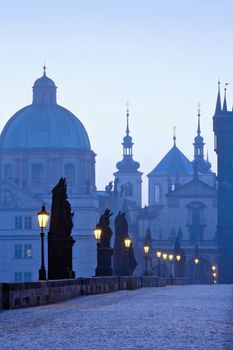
[[1, 0, 232, 204]]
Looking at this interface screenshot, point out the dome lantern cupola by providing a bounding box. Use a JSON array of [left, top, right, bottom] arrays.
[[32, 66, 57, 105]]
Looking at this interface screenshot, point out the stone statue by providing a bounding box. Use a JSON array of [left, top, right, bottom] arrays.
[[113, 211, 137, 276], [174, 237, 186, 277], [105, 181, 113, 194], [113, 178, 119, 196], [96, 208, 114, 276], [48, 177, 75, 280], [99, 208, 113, 248]]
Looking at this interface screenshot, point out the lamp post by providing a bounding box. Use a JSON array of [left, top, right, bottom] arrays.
[[37, 205, 49, 281], [194, 257, 199, 283], [93, 224, 102, 276], [168, 254, 174, 279], [175, 254, 181, 277], [211, 265, 217, 284], [162, 253, 167, 277], [156, 250, 162, 277], [144, 244, 150, 276]]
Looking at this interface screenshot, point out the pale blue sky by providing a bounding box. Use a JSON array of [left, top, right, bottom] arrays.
[[1, 0, 233, 204]]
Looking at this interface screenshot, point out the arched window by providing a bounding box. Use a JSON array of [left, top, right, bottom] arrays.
[[31, 164, 44, 185], [154, 184, 162, 203], [64, 164, 75, 186], [125, 182, 133, 196]]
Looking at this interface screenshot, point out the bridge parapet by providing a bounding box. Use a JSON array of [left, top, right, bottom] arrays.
[[0, 275, 190, 310]]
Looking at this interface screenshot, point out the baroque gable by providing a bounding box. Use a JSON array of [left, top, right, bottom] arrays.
[[0, 180, 44, 209]]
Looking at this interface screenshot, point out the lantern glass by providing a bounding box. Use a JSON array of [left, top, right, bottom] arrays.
[[176, 255, 181, 261], [124, 238, 131, 249], [162, 253, 167, 260], [37, 205, 49, 229], [168, 254, 173, 261], [156, 251, 162, 258], [194, 258, 199, 265], [144, 245, 150, 254], [211, 265, 216, 271], [93, 225, 102, 241]]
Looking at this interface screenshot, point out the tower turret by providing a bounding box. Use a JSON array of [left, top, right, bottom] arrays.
[[114, 107, 142, 206], [193, 105, 211, 173]]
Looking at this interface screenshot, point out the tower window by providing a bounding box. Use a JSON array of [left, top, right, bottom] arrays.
[[64, 164, 75, 186], [24, 216, 32, 229], [31, 164, 44, 185], [125, 182, 133, 196]]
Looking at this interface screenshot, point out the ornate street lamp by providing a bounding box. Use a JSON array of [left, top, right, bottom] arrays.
[[211, 265, 217, 283], [37, 204, 49, 280], [144, 244, 150, 276], [168, 254, 174, 278], [162, 253, 167, 277], [93, 224, 102, 276], [156, 250, 162, 277], [194, 258, 199, 265], [176, 254, 181, 262]]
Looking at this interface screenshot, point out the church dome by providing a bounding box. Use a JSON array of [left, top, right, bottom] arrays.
[[0, 68, 91, 150]]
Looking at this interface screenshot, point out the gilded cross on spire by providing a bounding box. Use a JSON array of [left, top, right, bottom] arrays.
[[126, 101, 130, 135], [197, 103, 201, 136]]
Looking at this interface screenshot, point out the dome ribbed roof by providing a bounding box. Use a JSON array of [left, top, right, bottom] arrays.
[[0, 70, 91, 150]]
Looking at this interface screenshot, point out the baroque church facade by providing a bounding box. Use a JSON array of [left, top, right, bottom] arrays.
[[0, 69, 218, 282]]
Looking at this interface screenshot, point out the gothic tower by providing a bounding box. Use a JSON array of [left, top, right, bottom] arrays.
[[114, 107, 142, 207], [213, 82, 233, 283]]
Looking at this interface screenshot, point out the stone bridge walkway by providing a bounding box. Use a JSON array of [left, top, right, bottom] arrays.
[[0, 285, 233, 350]]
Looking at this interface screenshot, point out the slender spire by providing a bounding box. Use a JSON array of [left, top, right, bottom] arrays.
[[43, 64, 46, 76], [173, 126, 176, 146], [223, 83, 229, 112], [215, 80, 222, 114], [197, 103, 201, 136], [126, 102, 130, 135]]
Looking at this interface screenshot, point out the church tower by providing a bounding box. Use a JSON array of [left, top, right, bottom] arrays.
[[193, 106, 211, 174], [114, 107, 142, 207], [213, 82, 233, 283]]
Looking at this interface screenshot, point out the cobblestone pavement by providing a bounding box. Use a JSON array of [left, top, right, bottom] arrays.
[[0, 285, 233, 350]]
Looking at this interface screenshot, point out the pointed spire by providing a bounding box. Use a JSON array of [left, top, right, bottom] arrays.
[[173, 126, 176, 146], [215, 80, 222, 114], [197, 103, 201, 136], [223, 83, 229, 112], [126, 102, 130, 135], [43, 64, 46, 76]]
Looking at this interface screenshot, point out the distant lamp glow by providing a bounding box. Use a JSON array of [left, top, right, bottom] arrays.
[[211, 265, 217, 271], [168, 254, 174, 261], [156, 250, 162, 258], [176, 255, 181, 262], [162, 253, 167, 261], [212, 272, 217, 278], [93, 224, 102, 243], [213, 280, 217, 284], [37, 205, 49, 229], [194, 258, 199, 265], [124, 237, 132, 249], [144, 244, 150, 254]]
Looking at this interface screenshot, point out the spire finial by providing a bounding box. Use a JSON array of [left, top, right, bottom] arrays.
[[126, 101, 130, 135], [197, 103, 201, 136], [223, 82, 229, 112], [215, 79, 222, 114], [173, 126, 176, 146], [43, 60, 46, 76]]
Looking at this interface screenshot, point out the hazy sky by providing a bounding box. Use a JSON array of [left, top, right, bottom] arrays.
[[1, 0, 233, 204]]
